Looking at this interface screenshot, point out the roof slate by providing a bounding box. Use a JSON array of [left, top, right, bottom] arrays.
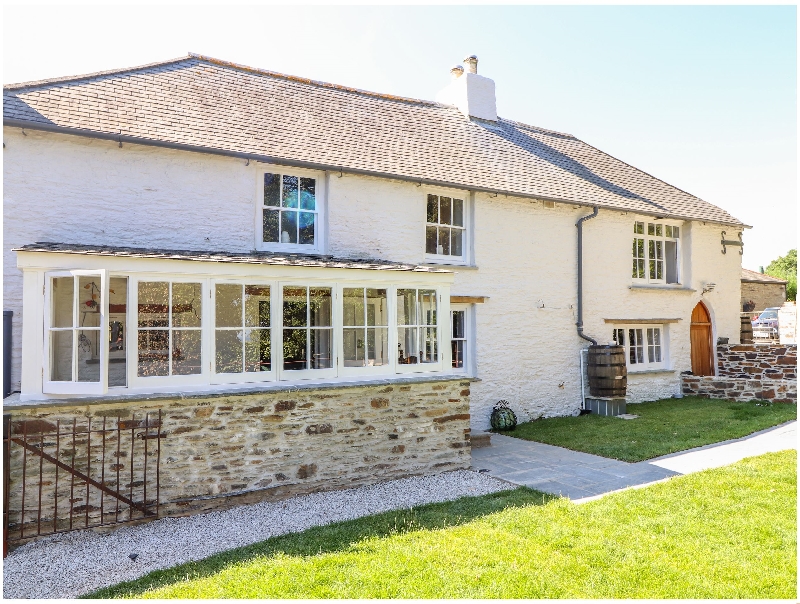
[[4, 54, 744, 226], [741, 268, 787, 284], [14, 242, 448, 273]]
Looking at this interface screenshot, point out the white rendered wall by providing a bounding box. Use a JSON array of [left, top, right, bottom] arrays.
[[3, 128, 257, 392], [328, 180, 742, 428], [3, 128, 743, 429]]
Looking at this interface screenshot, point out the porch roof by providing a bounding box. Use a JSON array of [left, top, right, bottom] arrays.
[[13, 242, 449, 273]]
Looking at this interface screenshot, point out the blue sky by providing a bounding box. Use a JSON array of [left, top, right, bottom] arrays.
[[3, 4, 796, 270]]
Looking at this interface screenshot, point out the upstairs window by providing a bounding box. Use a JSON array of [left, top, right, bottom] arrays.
[[426, 193, 467, 263], [262, 171, 319, 251], [632, 221, 680, 284]]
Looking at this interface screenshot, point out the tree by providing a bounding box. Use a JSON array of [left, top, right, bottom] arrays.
[[765, 249, 797, 302]]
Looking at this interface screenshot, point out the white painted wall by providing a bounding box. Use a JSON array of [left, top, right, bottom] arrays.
[[3, 127, 743, 429], [435, 72, 498, 122]]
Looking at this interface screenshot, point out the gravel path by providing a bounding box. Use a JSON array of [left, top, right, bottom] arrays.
[[3, 470, 512, 599]]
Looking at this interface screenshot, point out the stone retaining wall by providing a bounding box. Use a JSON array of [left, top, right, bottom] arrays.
[[681, 376, 796, 403], [716, 344, 797, 380], [5, 379, 472, 536]]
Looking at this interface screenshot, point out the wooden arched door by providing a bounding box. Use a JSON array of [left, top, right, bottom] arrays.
[[690, 302, 714, 376]]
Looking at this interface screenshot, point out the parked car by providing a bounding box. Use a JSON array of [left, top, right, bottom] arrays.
[[752, 307, 780, 340]]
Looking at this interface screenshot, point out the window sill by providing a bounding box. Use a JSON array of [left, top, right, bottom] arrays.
[[256, 243, 324, 255], [421, 263, 478, 270], [627, 369, 677, 376], [7, 373, 479, 409], [629, 285, 695, 292]]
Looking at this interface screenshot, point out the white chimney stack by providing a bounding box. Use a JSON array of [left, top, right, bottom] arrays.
[[436, 54, 497, 122]]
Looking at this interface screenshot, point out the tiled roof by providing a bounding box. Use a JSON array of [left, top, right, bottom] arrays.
[[4, 54, 744, 226], [741, 268, 787, 284], [14, 242, 448, 273]]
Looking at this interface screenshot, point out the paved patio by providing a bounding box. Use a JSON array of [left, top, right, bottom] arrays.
[[471, 420, 797, 500]]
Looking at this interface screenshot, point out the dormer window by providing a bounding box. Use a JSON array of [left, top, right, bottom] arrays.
[[258, 167, 324, 253]]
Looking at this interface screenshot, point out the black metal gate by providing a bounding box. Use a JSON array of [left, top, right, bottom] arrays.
[[3, 411, 164, 555]]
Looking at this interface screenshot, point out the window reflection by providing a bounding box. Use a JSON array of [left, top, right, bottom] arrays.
[[283, 286, 332, 370], [397, 289, 438, 365], [425, 194, 466, 258], [343, 288, 388, 367], [137, 281, 202, 377], [215, 284, 271, 375], [262, 172, 317, 246]]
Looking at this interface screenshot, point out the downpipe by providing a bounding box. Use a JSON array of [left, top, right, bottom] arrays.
[[576, 207, 599, 410], [576, 206, 599, 345]]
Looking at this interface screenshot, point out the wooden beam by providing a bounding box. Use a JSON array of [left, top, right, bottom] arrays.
[[450, 296, 489, 304], [603, 318, 682, 324]]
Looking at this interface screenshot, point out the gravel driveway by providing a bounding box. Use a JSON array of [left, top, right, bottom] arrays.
[[3, 470, 512, 599]]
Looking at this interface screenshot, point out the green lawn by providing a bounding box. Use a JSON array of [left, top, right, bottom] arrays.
[[91, 450, 796, 599], [506, 397, 796, 462]]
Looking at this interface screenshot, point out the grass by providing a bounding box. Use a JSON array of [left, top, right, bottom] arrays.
[[90, 450, 796, 599], [506, 396, 797, 462]]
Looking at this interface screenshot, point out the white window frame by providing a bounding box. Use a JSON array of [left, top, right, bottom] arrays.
[[210, 280, 277, 385], [395, 288, 445, 374], [21, 254, 453, 401], [612, 324, 667, 372], [255, 165, 326, 254], [424, 189, 471, 266], [128, 276, 210, 389], [42, 269, 109, 395], [449, 304, 473, 375], [632, 220, 682, 285], [107, 274, 130, 389], [337, 284, 395, 378], [277, 282, 338, 381]]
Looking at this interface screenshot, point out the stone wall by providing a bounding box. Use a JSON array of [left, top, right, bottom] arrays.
[[681, 342, 797, 403], [5, 379, 472, 537], [741, 281, 786, 313], [681, 375, 796, 403], [716, 343, 797, 380]]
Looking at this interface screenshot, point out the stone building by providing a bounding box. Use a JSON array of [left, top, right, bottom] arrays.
[[741, 268, 787, 313], [2, 54, 746, 529]]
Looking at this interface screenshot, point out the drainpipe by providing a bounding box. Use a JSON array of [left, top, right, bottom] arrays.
[[2, 311, 11, 398], [576, 207, 599, 345]]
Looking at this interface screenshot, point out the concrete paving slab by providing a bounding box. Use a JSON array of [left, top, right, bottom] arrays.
[[472, 434, 680, 499], [471, 422, 796, 501]]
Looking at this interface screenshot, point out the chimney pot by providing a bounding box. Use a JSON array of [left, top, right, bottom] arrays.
[[463, 55, 478, 74], [450, 64, 464, 79]]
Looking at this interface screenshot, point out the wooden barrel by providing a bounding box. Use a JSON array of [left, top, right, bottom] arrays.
[[740, 315, 753, 344], [587, 344, 627, 398]]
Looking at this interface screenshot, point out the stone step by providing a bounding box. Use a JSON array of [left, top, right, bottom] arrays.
[[470, 432, 492, 448]]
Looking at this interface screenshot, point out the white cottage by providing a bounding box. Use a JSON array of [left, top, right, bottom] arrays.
[[1, 54, 746, 523]]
